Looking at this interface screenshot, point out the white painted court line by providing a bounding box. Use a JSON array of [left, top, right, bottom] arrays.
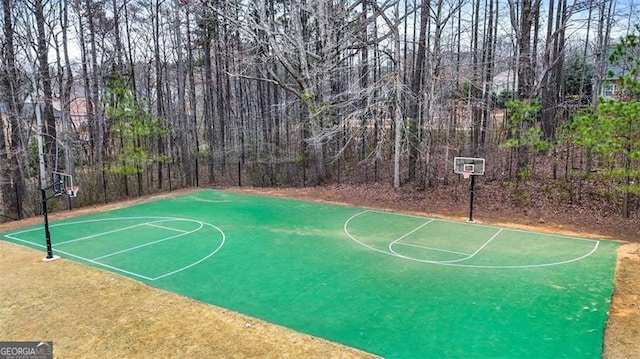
[[344, 210, 602, 269], [343, 210, 400, 256], [3, 234, 155, 281], [151, 225, 225, 281], [57, 219, 197, 246], [91, 222, 204, 261], [18, 217, 204, 247], [56, 222, 149, 246], [366, 209, 600, 242], [436, 228, 503, 263], [145, 222, 191, 233], [389, 219, 435, 243], [3, 234, 41, 247], [393, 242, 472, 256], [387, 219, 436, 253], [4, 217, 226, 281]]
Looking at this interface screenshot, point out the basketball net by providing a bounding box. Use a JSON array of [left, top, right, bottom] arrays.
[[65, 186, 80, 198], [462, 169, 472, 179]]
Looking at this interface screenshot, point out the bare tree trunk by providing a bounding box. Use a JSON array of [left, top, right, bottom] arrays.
[[75, 2, 96, 164], [1, 0, 26, 219], [202, 9, 216, 183], [480, 0, 497, 148], [186, 7, 199, 186], [175, 1, 191, 187], [514, 0, 538, 176], [517, 0, 535, 99], [578, 0, 594, 104], [60, 0, 75, 178], [471, 0, 482, 151], [85, 0, 104, 164], [540, 0, 556, 141], [124, 1, 137, 101], [445, 0, 465, 181], [359, 0, 369, 162], [313, 0, 332, 183], [540, 0, 567, 141], [587, 0, 615, 175], [153, 0, 165, 190], [213, 13, 227, 175], [35, 0, 57, 164], [392, 2, 403, 189], [112, 0, 123, 69], [408, 2, 429, 181]]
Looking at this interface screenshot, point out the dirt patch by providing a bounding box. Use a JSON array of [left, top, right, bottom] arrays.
[[604, 243, 640, 358], [0, 184, 638, 357]]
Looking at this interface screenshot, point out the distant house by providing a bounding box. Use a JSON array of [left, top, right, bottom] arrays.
[[53, 97, 88, 127], [69, 97, 89, 141], [599, 42, 640, 100], [0, 102, 59, 151], [0, 101, 62, 122], [600, 62, 624, 100], [68, 98, 88, 125], [0, 102, 62, 137], [1, 99, 90, 143]]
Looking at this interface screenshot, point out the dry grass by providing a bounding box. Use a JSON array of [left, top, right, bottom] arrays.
[[0, 187, 638, 357], [0, 241, 375, 358]]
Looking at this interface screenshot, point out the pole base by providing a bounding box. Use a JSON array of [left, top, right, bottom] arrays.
[[42, 255, 61, 262]]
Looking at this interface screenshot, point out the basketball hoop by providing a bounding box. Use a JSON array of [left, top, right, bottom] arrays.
[[65, 186, 80, 198], [462, 169, 472, 179]]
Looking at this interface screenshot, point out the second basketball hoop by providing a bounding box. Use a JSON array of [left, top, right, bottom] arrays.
[[453, 157, 485, 222], [453, 157, 485, 177]]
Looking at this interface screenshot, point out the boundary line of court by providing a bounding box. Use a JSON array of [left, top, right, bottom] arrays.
[[4, 234, 156, 281], [344, 210, 601, 269], [3, 216, 226, 281]]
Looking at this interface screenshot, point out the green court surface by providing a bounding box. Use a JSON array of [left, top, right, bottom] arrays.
[[2, 190, 618, 358]]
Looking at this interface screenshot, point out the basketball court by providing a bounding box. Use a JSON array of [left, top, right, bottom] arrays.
[[1, 189, 618, 358]]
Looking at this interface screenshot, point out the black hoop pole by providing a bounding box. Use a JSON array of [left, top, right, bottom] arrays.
[[468, 175, 476, 222], [41, 188, 54, 259]]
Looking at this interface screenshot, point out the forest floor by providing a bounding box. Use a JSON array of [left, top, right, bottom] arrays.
[[0, 182, 638, 357]]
